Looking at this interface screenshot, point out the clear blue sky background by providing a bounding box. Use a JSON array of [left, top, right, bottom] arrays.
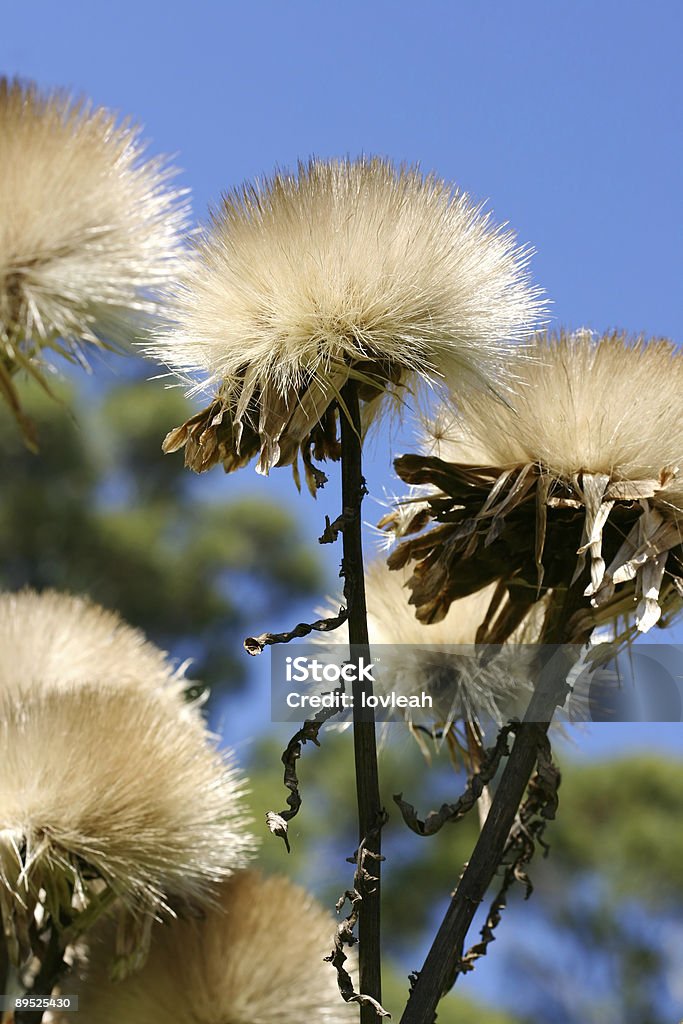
[[2, 2, 682, 760]]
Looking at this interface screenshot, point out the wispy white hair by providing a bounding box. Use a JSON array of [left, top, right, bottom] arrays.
[[64, 870, 355, 1024], [321, 559, 538, 733], [0, 78, 188, 440], [151, 157, 544, 481], [0, 589, 190, 700], [422, 330, 683, 632], [430, 329, 683, 488], [0, 685, 255, 971]]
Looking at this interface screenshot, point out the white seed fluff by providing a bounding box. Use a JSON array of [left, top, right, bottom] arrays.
[[0, 77, 188, 386], [150, 157, 544, 474], [0, 685, 256, 963], [64, 871, 355, 1024], [0, 589, 189, 700], [431, 330, 683, 491]]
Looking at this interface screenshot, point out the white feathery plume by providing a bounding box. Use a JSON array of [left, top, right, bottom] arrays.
[[431, 329, 683, 484], [0, 77, 189, 445], [0, 589, 190, 700], [415, 330, 683, 632], [150, 157, 544, 491], [0, 684, 255, 973], [319, 559, 539, 742], [63, 870, 355, 1024]]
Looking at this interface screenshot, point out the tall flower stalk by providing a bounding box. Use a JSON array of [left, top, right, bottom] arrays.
[[339, 378, 383, 1014], [387, 329, 683, 1023], [150, 155, 544, 1019]]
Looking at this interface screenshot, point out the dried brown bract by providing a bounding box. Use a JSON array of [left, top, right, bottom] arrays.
[[385, 331, 683, 640], [150, 157, 544, 493]]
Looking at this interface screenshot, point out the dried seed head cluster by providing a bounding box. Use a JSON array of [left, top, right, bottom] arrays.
[[151, 157, 544, 492], [0, 685, 255, 972], [389, 331, 683, 637], [0, 589, 190, 700], [64, 870, 355, 1024], [322, 559, 536, 738], [0, 77, 188, 444]]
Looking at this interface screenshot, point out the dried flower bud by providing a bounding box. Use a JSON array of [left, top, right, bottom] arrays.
[[393, 331, 683, 637]]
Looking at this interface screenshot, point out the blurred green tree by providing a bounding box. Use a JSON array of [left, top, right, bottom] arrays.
[[0, 371, 321, 690], [242, 731, 683, 1024]]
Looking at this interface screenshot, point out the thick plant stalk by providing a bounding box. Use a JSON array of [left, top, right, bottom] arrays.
[[400, 585, 590, 1024], [339, 380, 384, 1021]]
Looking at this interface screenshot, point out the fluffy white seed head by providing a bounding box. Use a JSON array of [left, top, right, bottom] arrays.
[[430, 330, 683, 492], [0, 685, 255, 967], [0, 78, 188, 435], [64, 870, 355, 1024], [151, 157, 544, 479], [0, 589, 189, 700], [322, 559, 538, 730], [421, 330, 683, 633]]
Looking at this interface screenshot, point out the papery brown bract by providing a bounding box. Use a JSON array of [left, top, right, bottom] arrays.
[[150, 157, 544, 492]]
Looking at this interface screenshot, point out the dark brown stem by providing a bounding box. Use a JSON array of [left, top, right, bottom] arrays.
[[400, 584, 590, 1024], [0, 935, 8, 1011], [15, 927, 66, 1024], [339, 380, 384, 1022]]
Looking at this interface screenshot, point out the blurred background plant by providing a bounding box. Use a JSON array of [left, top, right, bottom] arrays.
[[0, 364, 321, 691]]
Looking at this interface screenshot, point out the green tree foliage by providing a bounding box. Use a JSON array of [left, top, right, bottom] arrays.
[[511, 754, 683, 1024], [242, 731, 683, 1024], [0, 371, 321, 689]]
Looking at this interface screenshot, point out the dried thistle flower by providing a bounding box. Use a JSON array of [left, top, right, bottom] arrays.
[[0, 77, 188, 446], [151, 157, 544, 493], [388, 330, 683, 638], [0, 685, 255, 973], [0, 589, 191, 700], [64, 870, 355, 1023], [321, 559, 537, 742]]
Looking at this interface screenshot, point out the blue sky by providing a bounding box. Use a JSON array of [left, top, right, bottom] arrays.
[[2, 2, 683, 757], [3, 1, 681, 339]]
